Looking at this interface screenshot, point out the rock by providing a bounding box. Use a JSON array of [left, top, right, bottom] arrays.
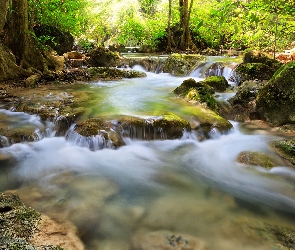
[[0, 192, 82, 249], [233, 50, 283, 85], [237, 151, 276, 169], [271, 139, 295, 165], [87, 67, 146, 80], [25, 74, 41, 87], [243, 50, 282, 69], [228, 80, 264, 122], [203, 76, 230, 92], [72, 114, 191, 149], [163, 53, 206, 76], [30, 214, 85, 250], [131, 230, 208, 250], [234, 63, 275, 83], [256, 62, 295, 125], [87, 46, 120, 67]]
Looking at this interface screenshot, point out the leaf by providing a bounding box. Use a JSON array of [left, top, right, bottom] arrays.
[[196, 20, 203, 30]]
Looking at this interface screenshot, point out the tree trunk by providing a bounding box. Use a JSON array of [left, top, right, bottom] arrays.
[[0, 0, 9, 34], [0, 0, 57, 82], [167, 0, 174, 52], [178, 0, 196, 51]]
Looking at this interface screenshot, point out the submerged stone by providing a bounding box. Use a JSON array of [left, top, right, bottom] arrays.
[[237, 151, 276, 169]]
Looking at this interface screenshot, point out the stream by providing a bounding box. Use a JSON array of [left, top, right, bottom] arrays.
[[1, 56, 295, 249]]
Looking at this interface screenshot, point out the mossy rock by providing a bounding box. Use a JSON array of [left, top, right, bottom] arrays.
[[163, 53, 206, 76], [271, 139, 295, 165], [203, 76, 229, 92], [237, 151, 276, 169], [118, 114, 191, 140], [256, 62, 295, 125], [174, 78, 218, 111], [235, 63, 275, 83], [87, 46, 120, 67], [229, 81, 262, 106], [243, 50, 282, 69], [87, 67, 146, 80], [177, 103, 233, 133], [0, 193, 40, 247]]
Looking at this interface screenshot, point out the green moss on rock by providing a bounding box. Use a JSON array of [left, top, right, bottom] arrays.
[[235, 63, 275, 82], [203, 76, 230, 92], [237, 151, 276, 169], [163, 53, 206, 76], [256, 62, 295, 125], [87, 67, 146, 80], [271, 139, 295, 165], [174, 78, 218, 111]]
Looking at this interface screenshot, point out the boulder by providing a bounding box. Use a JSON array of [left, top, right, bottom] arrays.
[[87, 67, 146, 80], [256, 62, 295, 125], [271, 139, 295, 165], [233, 50, 283, 85], [203, 76, 230, 92], [174, 78, 217, 111], [131, 230, 207, 250], [86, 47, 120, 67], [237, 151, 276, 169], [228, 80, 264, 121], [163, 53, 206, 76], [234, 63, 275, 83]]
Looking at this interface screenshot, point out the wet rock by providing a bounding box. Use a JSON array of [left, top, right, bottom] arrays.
[[228, 80, 264, 122], [237, 151, 276, 169], [203, 76, 230, 92], [271, 139, 295, 165], [86, 46, 120, 67], [31, 214, 85, 250], [25, 74, 42, 88], [87, 67, 146, 80], [119, 114, 191, 140], [243, 50, 282, 68], [234, 63, 274, 83], [163, 53, 206, 76], [122, 57, 165, 73], [131, 230, 207, 250], [256, 62, 295, 125], [233, 50, 282, 85]]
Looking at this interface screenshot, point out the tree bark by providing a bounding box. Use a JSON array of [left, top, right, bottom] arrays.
[[0, 0, 9, 34], [0, 0, 57, 82], [178, 0, 196, 51]]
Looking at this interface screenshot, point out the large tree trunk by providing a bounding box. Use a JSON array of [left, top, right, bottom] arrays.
[[178, 0, 196, 51], [4, 0, 46, 72], [0, 0, 58, 82], [0, 0, 9, 34], [166, 0, 173, 52]]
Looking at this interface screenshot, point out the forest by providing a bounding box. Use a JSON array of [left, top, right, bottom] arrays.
[[2, 1, 295, 250]]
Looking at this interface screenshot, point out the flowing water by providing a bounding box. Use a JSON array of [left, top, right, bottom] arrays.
[[1, 58, 295, 249]]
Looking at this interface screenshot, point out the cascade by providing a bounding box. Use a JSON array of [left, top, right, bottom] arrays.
[[0, 59, 295, 250]]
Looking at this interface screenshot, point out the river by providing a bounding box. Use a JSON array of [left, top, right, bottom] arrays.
[[0, 57, 295, 249]]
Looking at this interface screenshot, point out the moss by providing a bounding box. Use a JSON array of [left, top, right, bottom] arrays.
[[174, 78, 218, 111], [271, 139, 295, 165], [235, 63, 275, 82], [203, 76, 229, 92], [237, 151, 276, 169], [163, 53, 206, 76], [243, 50, 282, 68], [87, 46, 120, 67], [87, 67, 146, 80], [256, 62, 295, 125]]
